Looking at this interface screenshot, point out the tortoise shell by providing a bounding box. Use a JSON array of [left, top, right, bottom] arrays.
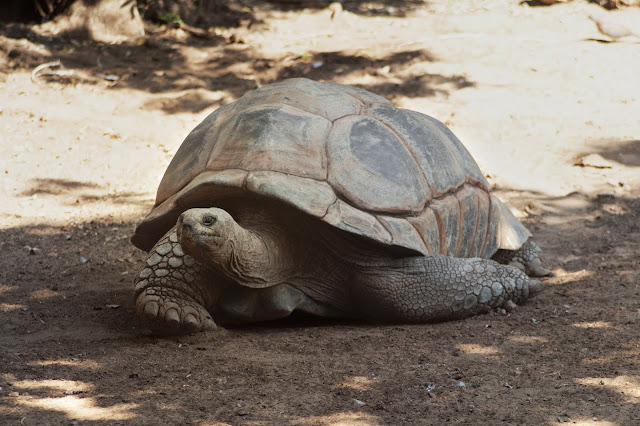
[[132, 78, 529, 256]]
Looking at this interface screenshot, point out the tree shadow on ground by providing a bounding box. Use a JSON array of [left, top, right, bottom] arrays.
[[259, 0, 428, 17], [592, 139, 640, 168], [1, 189, 638, 424], [0, 22, 475, 114], [18, 178, 150, 207]]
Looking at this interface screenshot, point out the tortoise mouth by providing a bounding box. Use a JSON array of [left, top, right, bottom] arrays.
[[177, 224, 221, 245]]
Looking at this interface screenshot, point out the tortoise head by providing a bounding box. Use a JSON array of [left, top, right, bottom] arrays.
[[177, 207, 239, 268], [176, 207, 279, 287]]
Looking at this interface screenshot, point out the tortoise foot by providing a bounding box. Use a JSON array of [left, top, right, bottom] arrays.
[[493, 238, 552, 278], [136, 286, 217, 334], [134, 227, 218, 335]]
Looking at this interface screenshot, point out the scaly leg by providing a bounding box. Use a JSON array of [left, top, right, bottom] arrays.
[[353, 255, 544, 322], [134, 227, 218, 334]]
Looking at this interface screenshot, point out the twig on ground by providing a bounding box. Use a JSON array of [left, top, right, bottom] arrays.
[[31, 60, 75, 83]]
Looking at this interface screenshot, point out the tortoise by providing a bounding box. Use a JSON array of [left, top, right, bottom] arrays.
[[131, 78, 550, 334]]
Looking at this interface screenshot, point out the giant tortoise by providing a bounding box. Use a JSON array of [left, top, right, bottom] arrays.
[[131, 78, 550, 334]]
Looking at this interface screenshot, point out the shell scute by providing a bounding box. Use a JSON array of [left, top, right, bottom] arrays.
[[243, 78, 368, 121], [205, 104, 330, 180], [327, 115, 429, 213]]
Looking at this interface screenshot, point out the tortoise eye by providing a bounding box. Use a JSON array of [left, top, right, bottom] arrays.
[[202, 215, 216, 227]]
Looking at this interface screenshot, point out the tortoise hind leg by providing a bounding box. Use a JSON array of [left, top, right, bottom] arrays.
[[134, 227, 218, 334], [492, 238, 552, 277], [352, 255, 544, 323]]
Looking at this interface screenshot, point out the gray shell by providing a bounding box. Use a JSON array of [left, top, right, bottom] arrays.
[[132, 78, 529, 256]]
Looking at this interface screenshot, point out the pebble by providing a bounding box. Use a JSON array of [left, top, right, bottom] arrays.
[[353, 399, 366, 407]]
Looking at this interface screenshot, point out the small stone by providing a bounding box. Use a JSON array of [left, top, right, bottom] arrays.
[[169, 233, 178, 243], [173, 245, 184, 257], [458, 381, 466, 388], [353, 399, 366, 407], [184, 256, 196, 267], [575, 153, 613, 169], [25, 246, 40, 255]]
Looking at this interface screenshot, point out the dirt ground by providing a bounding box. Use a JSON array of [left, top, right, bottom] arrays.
[[1, 0, 639, 424]]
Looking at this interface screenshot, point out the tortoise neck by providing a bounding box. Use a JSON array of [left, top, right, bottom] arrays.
[[225, 224, 294, 288]]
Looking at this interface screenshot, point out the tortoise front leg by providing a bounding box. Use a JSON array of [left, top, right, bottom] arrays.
[[134, 227, 218, 334], [352, 255, 545, 322]]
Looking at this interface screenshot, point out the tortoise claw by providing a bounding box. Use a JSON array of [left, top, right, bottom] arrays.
[[136, 289, 218, 334]]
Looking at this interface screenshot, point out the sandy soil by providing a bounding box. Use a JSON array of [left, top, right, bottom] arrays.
[[1, 1, 639, 424]]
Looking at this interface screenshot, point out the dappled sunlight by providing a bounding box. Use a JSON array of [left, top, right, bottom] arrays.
[[575, 375, 640, 403], [573, 321, 613, 329], [582, 338, 640, 367], [0, 284, 19, 296], [0, 302, 27, 312], [507, 335, 549, 344], [28, 289, 61, 300], [1, 0, 639, 424], [13, 379, 91, 392], [12, 378, 137, 421], [292, 411, 382, 426], [27, 359, 101, 370], [335, 376, 376, 391], [547, 418, 617, 426], [15, 395, 138, 421], [456, 343, 500, 355], [548, 268, 595, 285]]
